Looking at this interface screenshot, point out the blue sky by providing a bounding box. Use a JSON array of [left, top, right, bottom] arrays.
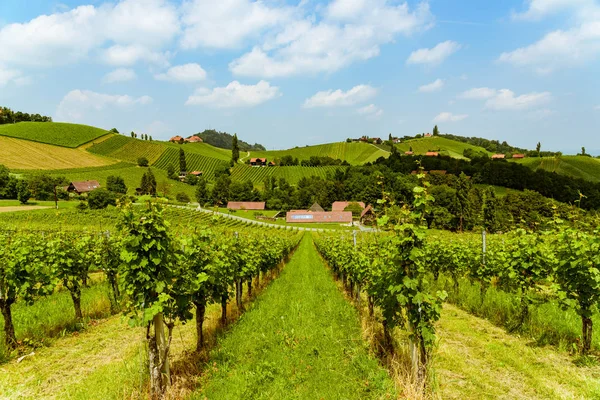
[[0, 0, 599, 154]]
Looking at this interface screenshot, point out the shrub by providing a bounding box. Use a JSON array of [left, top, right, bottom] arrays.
[[76, 201, 88, 210], [137, 157, 149, 167], [106, 175, 127, 194], [176, 192, 191, 203], [88, 188, 117, 209]]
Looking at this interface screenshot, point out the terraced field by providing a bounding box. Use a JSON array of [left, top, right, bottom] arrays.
[[87, 135, 166, 164], [512, 156, 600, 183], [0, 136, 115, 170], [0, 122, 109, 148], [249, 142, 389, 165], [230, 165, 344, 186], [395, 136, 492, 159], [153, 148, 229, 180]]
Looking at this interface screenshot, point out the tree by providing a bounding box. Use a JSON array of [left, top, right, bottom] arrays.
[[232, 133, 240, 164], [211, 175, 231, 206], [482, 187, 499, 233], [179, 148, 187, 174], [149, 136, 153, 141], [176, 192, 191, 203], [536, 142, 541, 156], [131, 132, 135, 138], [581, 146, 587, 156], [433, 125, 439, 136], [167, 164, 178, 180], [455, 172, 472, 232], [388, 133, 397, 154], [17, 180, 31, 204], [119, 203, 187, 397], [195, 177, 208, 205], [110, 128, 119, 134], [138, 157, 149, 167], [106, 175, 127, 194], [88, 188, 117, 209], [140, 170, 157, 196]]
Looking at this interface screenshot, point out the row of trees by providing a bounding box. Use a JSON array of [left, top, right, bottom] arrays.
[[0, 203, 301, 398], [0, 107, 52, 124]]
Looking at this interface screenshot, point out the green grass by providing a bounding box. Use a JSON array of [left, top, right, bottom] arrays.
[[164, 141, 232, 162], [230, 164, 344, 186], [249, 142, 390, 165], [87, 135, 166, 165], [395, 137, 492, 159], [435, 304, 600, 399], [0, 200, 79, 209], [0, 122, 109, 148], [217, 208, 280, 218], [193, 234, 396, 399], [512, 156, 600, 183]]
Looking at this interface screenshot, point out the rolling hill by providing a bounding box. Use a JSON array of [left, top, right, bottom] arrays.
[[394, 136, 492, 159], [230, 164, 344, 186], [0, 122, 109, 148], [511, 156, 600, 183], [249, 142, 390, 165]]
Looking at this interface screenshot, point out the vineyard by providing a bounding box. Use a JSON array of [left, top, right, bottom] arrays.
[[0, 122, 109, 148], [394, 136, 492, 159], [512, 155, 600, 183], [153, 148, 229, 180], [87, 136, 166, 165], [163, 142, 231, 162], [230, 164, 344, 185], [249, 142, 390, 165]]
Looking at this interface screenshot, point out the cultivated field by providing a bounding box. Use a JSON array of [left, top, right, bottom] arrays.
[[87, 135, 166, 165], [512, 155, 600, 183], [0, 136, 115, 170], [230, 164, 344, 186], [154, 148, 229, 180], [395, 136, 492, 158], [0, 122, 109, 148], [249, 141, 390, 165]]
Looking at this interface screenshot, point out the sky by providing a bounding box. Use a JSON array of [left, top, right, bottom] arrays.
[[0, 0, 599, 154]]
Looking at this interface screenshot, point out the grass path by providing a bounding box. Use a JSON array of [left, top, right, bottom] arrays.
[[193, 234, 396, 399], [435, 304, 600, 399]]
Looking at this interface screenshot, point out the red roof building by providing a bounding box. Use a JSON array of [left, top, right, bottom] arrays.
[[425, 152, 439, 157], [187, 135, 203, 143], [492, 154, 506, 159], [512, 154, 525, 159], [250, 158, 267, 166], [424, 133, 432, 137], [189, 171, 203, 176], [404, 151, 414, 155], [170, 135, 184, 143], [67, 180, 101, 194], [286, 211, 353, 224], [227, 201, 265, 210], [331, 201, 366, 212]]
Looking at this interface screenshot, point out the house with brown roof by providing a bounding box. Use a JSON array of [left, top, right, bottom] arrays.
[[286, 211, 353, 224], [360, 205, 376, 225], [169, 136, 184, 143], [226, 202, 266, 210], [67, 180, 101, 194], [250, 158, 268, 167], [268, 161, 276, 167], [372, 138, 382, 144], [331, 201, 366, 212], [404, 151, 414, 155], [492, 154, 506, 160], [424, 133, 432, 137], [425, 152, 439, 157], [189, 171, 203, 176], [309, 202, 324, 212], [187, 135, 203, 143], [512, 154, 525, 159]]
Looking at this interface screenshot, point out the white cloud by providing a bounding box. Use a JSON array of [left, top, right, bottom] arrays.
[[407, 41, 461, 65], [511, 0, 592, 21], [357, 104, 384, 119], [433, 112, 468, 122], [185, 80, 280, 108], [0, 67, 23, 86], [102, 45, 170, 67], [485, 89, 552, 110], [103, 68, 136, 83], [303, 85, 377, 108], [418, 78, 444, 93], [155, 63, 207, 83], [593, 105, 600, 110], [180, 0, 293, 49], [458, 87, 498, 99], [56, 89, 152, 121], [0, 0, 179, 68], [230, 0, 433, 77]]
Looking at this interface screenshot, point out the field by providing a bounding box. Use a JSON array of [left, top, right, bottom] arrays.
[[0, 136, 116, 170], [87, 135, 166, 165], [164, 142, 232, 162], [512, 156, 600, 183], [394, 136, 492, 159], [249, 141, 390, 165], [154, 148, 229, 179], [230, 164, 344, 186], [0, 122, 109, 148]]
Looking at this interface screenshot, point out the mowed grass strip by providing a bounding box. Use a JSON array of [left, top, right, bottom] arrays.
[[194, 235, 396, 400], [435, 304, 600, 400], [0, 122, 108, 148], [0, 136, 115, 170]]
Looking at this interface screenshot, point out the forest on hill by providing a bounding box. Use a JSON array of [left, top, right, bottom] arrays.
[[197, 129, 265, 151]]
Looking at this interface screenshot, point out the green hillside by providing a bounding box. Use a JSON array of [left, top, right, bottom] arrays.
[[88, 135, 165, 164], [231, 164, 344, 186], [154, 148, 229, 179], [164, 141, 231, 161], [395, 136, 492, 159], [0, 122, 109, 148], [249, 142, 389, 165], [512, 156, 600, 183]]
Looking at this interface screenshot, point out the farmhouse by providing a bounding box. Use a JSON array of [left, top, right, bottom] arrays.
[[404, 151, 414, 155], [189, 171, 203, 176], [372, 138, 382, 144], [286, 211, 353, 224], [425, 152, 439, 157], [331, 201, 365, 212], [512, 154, 525, 159], [360, 205, 376, 225], [227, 201, 265, 210], [424, 133, 432, 137], [250, 158, 268, 167], [187, 135, 203, 143], [67, 180, 100, 194], [169, 135, 184, 143], [492, 154, 506, 160]]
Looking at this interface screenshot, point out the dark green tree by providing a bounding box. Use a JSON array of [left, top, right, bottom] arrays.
[[179, 148, 187, 174], [211, 175, 231, 206], [106, 175, 127, 194], [536, 142, 541, 157], [232, 133, 240, 164], [137, 157, 149, 167], [167, 164, 178, 180], [482, 187, 499, 233], [456, 172, 472, 232], [433, 125, 439, 136], [88, 189, 117, 209], [195, 177, 208, 205], [17, 180, 31, 204]]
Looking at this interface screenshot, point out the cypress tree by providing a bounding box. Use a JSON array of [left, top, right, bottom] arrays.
[[179, 148, 187, 174], [232, 134, 240, 164]]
